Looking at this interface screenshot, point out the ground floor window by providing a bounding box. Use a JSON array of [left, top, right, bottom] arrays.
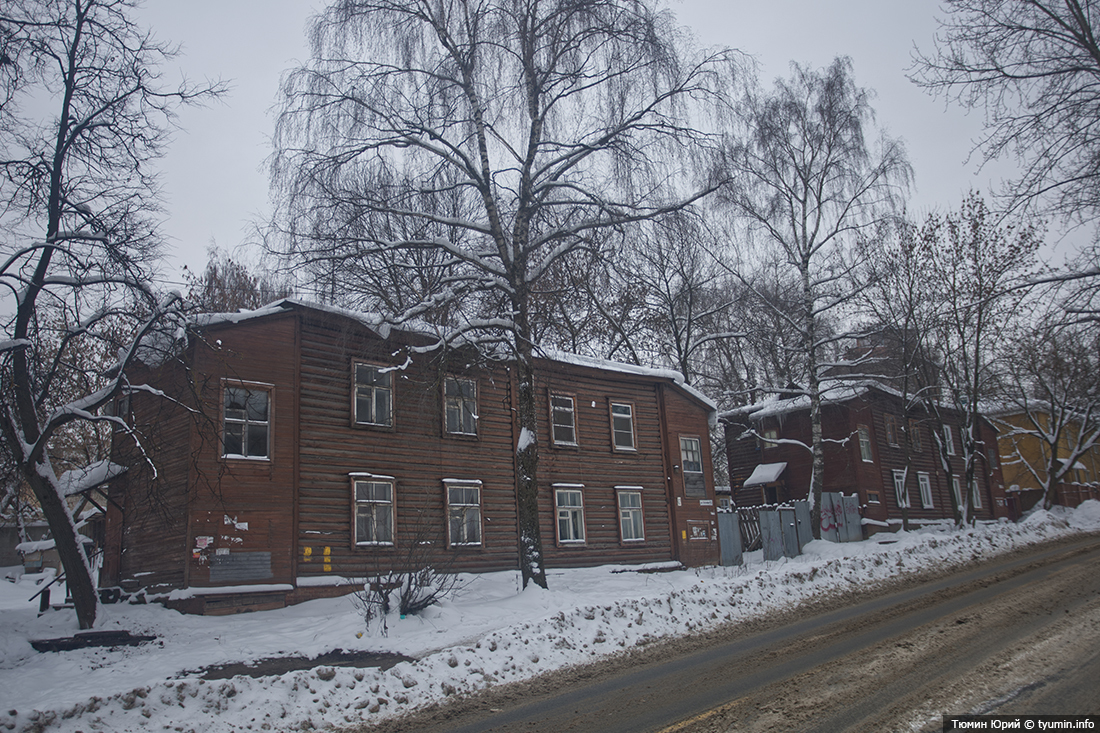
[[616, 488, 644, 542], [892, 469, 909, 509], [554, 485, 585, 543], [352, 476, 394, 545], [445, 479, 482, 546], [918, 472, 934, 509]]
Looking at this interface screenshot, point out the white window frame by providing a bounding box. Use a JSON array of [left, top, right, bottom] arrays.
[[554, 485, 585, 543], [222, 382, 271, 460], [444, 377, 478, 436], [680, 436, 703, 474], [858, 425, 873, 462], [892, 469, 910, 509], [918, 472, 934, 509], [354, 363, 393, 427], [971, 479, 982, 509], [550, 394, 578, 446], [610, 402, 636, 451], [616, 487, 645, 542], [943, 425, 956, 456], [352, 475, 395, 546], [444, 479, 482, 546], [762, 428, 778, 448], [952, 476, 963, 507]]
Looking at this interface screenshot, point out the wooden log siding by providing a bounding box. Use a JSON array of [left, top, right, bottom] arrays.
[[294, 312, 520, 578]]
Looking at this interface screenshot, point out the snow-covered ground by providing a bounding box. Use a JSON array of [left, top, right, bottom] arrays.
[[2, 503, 1099, 733]]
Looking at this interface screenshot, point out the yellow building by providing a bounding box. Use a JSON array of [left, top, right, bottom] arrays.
[[991, 408, 1100, 514]]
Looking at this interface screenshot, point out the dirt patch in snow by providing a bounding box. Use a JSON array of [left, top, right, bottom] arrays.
[[197, 649, 412, 680]]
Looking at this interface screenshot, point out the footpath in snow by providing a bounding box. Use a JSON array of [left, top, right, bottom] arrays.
[[1, 502, 1098, 733]]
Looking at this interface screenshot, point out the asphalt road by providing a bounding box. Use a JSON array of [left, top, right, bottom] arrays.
[[352, 534, 1100, 733]]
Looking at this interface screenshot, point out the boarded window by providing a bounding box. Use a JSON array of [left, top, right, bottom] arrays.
[[223, 385, 270, 459], [445, 377, 478, 435], [617, 490, 644, 542], [354, 364, 392, 426], [610, 402, 635, 451], [551, 395, 577, 445], [354, 479, 394, 545]]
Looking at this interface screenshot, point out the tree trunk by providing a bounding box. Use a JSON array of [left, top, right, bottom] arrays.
[[26, 468, 98, 628], [513, 333, 548, 590]]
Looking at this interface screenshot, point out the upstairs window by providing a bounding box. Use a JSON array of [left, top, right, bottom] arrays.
[[680, 436, 706, 498], [909, 419, 922, 452], [762, 428, 779, 448], [353, 478, 394, 545], [223, 384, 270, 459], [610, 402, 636, 451], [885, 414, 900, 447], [445, 377, 478, 436], [943, 425, 956, 455], [554, 486, 585, 543], [445, 480, 482, 546], [857, 425, 873, 462], [354, 364, 393, 427], [551, 394, 577, 445]]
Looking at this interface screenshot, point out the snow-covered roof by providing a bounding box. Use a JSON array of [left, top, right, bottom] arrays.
[[743, 462, 787, 487], [58, 460, 127, 497], [721, 381, 878, 423], [188, 299, 719, 420]]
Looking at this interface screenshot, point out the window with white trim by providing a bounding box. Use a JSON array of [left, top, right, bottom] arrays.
[[918, 472, 934, 509], [971, 480, 982, 509], [444, 377, 478, 435], [223, 384, 270, 459], [952, 476, 963, 507], [353, 477, 394, 545], [943, 425, 956, 455], [445, 479, 482, 546], [892, 469, 910, 508], [554, 486, 585, 543], [680, 436, 707, 498], [610, 402, 636, 451], [551, 394, 577, 445], [354, 363, 392, 426], [858, 425, 873, 462], [616, 489, 644, 542]]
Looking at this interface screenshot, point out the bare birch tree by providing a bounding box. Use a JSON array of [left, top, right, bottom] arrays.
[[269, 0, 732, 588], [912, 0, 1100, 227], [0, 0, 219, 628], [719, 57, 911, 534]]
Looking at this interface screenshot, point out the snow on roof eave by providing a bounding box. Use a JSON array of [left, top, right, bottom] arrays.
[[538, 348, 719, 422]]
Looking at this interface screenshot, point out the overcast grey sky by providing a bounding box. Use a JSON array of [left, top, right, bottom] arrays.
[[139, 0, 1052, 287]]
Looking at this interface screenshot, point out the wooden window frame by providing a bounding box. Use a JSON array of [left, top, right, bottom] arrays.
[[352, 362, 394, 428], [550, 393, 578, 447], [909, 419, 922, 452], [885, 414, 900, 447], [615, 487, 645, 543], [951, 476, 963, 507], [918, 472, 934, 509], [553, 485, 586, 544], [609, 401, 637, 452], [762, 427, 778, 449], [857, 425, 873, 462], [444, 376, 478, 437], [444, 479, 483, 547], [222, 381, 272, 461], [351, 474, 395, 546]]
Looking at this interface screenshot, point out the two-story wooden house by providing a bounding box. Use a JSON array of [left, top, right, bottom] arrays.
[[101, 300, 720, 613], [722, 383, 1009, 535]]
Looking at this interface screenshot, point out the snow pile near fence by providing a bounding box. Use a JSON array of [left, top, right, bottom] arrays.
[[1, 502, 1098, 733]]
